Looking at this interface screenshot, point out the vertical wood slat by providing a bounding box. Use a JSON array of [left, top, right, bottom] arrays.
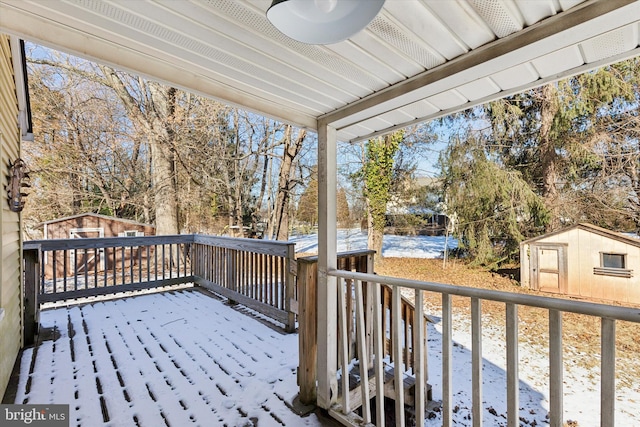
[[338, 277, 351, 414], [175, 244, 179, 278], [354, 279, 371, 423], [61, 250, 66, 293], [73, 249, 77, 291], [121, 246, 126, 285], [364, 253, 375, 368], [506, 303, 519, 427], [404, 303, 411, 370], [146, 246, 150, 284], [52, 250, 57, 293], [162, 244, 166, 279], [471, 297, 482, 427], [382, 286, 390, 360], [114, 246, 118, 286], [138, 246, 142, 282], [84, 248, 89, 288], [372, 279, 385, 426], [40, 254, 45, 294], [285, 244, 296, 332], [169, 243, 174, 278], [103, 247, 107, 287], [94, 248, 98, 288], [414, 289, 426, 427], [442, 293, 452, 427], [601, 318, 616, 427], [392, 286, 405, 427], [129, 247, 134, 284], [549, 309, 563, 427]]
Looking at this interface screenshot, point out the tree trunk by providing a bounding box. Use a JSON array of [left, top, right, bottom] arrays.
[[273, 126, 306, 240], [538, 84, 560, 231], [100, 67, 180, 235], [367, 208, 384, 265]]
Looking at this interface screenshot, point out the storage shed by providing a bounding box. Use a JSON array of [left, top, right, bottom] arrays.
[[520, 223, 640, 305], [42, 213, 155, 279]]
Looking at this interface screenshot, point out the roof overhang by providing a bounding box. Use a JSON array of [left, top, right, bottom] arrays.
[[1, 0, 639, 142]]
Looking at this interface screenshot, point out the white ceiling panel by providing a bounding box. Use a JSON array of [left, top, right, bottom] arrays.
[[515, 0, 558, 26], [469, 0, 524, 38], [401, 100, 440, 121], [532, 46, 585, 78], [456, 78, 502, 101], [425, 0, 496, 50], [427, 90, 469, 111], [580, 24, 639, 63], [1, 0, 639, 143]]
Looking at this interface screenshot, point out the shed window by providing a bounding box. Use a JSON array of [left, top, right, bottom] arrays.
[[121, 230, 143, 237], [594, 253, 633, 278], [601, 253, 625, 269]]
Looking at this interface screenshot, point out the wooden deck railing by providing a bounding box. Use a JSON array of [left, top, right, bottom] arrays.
[[23, 234, 298, 344], [191, 234, 296, 331], [296, 250, 430, 406], [325, 269, 640, 427]]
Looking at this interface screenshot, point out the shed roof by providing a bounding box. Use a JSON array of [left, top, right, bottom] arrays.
[[1, 1, 639, 142], [522, 223, 640, 248], [42, 212, 154, 228]]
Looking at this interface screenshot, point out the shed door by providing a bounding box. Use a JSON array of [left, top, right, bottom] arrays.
[[531, 244, 567, 294], [70, 227, 105, 272]]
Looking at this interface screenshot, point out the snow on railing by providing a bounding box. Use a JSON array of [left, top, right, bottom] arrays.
[[327, 269, 640, 427]]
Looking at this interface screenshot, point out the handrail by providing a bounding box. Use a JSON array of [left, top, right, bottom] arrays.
[[22, 234, 299, 339], [193, 234, 295, 257], [326, 267, 640, 427], [24, 234, 193, 250], [331, 269, 640, 322]]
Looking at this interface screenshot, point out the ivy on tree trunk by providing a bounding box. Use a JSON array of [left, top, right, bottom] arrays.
[[362, 131, 403, 264]]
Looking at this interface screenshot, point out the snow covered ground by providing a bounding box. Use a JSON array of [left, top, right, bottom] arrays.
[[289, 228, 457, 258], [12, 232, 639, 426]]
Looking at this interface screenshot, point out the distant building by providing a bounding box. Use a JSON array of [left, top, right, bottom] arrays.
[[385, 177, 448, 236], [42, 213, 155, 279], [43, 212, 155, 240], [520, 223, 640, 305]]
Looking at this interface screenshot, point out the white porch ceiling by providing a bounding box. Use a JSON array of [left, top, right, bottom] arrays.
[[1, 0, 639, 142]]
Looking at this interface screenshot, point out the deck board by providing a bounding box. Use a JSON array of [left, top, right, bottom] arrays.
[[12, 289, 330, 427]]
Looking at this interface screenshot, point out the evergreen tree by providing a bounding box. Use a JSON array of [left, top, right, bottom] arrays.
[[336, 187, 350, 228], [297, 167, 318, 226], [440, 134, 549, 266]]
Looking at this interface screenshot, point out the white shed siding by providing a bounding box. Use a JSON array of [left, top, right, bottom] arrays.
[[521, 224, 640, 305]]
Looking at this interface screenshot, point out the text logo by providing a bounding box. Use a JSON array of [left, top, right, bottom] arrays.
[[1, 405, 69, 426]]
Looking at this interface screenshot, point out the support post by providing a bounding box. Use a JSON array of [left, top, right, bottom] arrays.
[[297, 258, 318, 404], [316, 121, 338, 410], [23, 246, 40, 346]]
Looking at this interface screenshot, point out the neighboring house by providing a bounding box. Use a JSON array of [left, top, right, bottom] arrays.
[[41, 213, 155, 279], [520, 223, 640, 305], [385, 177, 448, 236], [0, 35, 31, 398]]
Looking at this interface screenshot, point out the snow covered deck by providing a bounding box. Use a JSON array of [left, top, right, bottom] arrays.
[[10, 289, 333, 427]]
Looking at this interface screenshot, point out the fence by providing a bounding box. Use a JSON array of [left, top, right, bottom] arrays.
[[296, 250, 431, 408], [23, 234, 297, 345], [323, 269, 640, 427]]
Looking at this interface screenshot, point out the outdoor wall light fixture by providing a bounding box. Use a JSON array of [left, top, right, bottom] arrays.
[[267, 0, 385, 45]]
